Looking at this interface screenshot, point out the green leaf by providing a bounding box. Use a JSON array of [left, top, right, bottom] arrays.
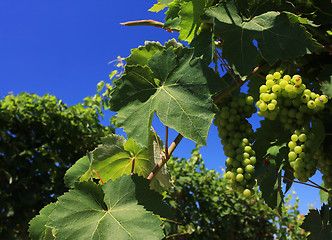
[[149, 3, 168, 12], [92, 135, 155, 181], [29, 202, 56, 240], [64, 155, 93, 188], [189, 30, 214, 64], [111, 47, 220, 148], [301, 204, 332, 240], [310, 119, 325, 154], [320, 66, 332, 98], [97, 81, 105, 92], [126, 41, 164, 66], [47, 176, 166, 240], [234, 0, 293, 19], [253, 119, 286, 162], [178, 0, 206, 42], [164, 0, 181, 30], [64, 134, 171, 190], [206, 1, 322, 78], [247, 74, 266, 101], [320, 182, 329, 203]]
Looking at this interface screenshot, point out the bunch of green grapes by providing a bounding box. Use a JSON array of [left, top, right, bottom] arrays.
[[214, 93, 257, 197], [287, 126, 317, 182], [256, 72, 328, 130], [256, 71, 329, 183]]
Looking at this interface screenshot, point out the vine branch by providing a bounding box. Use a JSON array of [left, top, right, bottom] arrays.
[[147, 133, 183, 180], [120, 19, 178, 32], [282, 174, 328, 192]]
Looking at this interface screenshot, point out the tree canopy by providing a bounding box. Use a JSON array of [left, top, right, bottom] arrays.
[[0, 92, 113, 239]]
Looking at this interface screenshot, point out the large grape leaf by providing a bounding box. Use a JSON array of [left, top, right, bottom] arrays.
[[206, 1, 322, 78], [64, 134, 171, 189], [234, 0, 293, 19], [29, 202, 56, 240], [47, 176, 167, 240], [301, 204, 332, 240], [111, 47, 222, 148]]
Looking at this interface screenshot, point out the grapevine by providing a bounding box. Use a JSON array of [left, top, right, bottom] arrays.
[[25, 1, 332, 239]]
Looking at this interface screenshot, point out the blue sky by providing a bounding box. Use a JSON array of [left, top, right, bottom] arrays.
[[0, 0, 324, 214]]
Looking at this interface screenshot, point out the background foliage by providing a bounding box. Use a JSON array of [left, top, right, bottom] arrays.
[[165, 146, 307, 239], [1, 0, 331, 238], [0, 92, 113, 239]]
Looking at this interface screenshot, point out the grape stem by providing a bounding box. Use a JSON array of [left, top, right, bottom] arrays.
[[165, 126, 169, 159], [131, 158, 135, 176], [282, 175, 328, 192], [284, 168, 328, 192], [120, 19, 178, 33], [147, 133, 183, 180], [93, 170, 104, 185], [165, 233, 188, 239], [212, 63, 266, 105]]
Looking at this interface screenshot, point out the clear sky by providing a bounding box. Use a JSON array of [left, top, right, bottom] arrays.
[[0, 0, 324, 215]]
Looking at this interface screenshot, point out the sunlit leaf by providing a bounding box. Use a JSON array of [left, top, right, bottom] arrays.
[[206, 1, 322, 78], [29, 203, 56, 240], [47, 176, 167, 240], [111, 47, 222, 148]]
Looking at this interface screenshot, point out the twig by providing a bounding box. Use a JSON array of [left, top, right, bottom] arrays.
[[120, 19, 178, 32], [131, 158, 135, 175], [165, 126, 169, 159], [147, 134, 183, 180], [165, 233, 188, 239], [93, 170, 104, 185], [282, 175, 328, 192], [212, 80, 238, 104], [212, 62, 265, 105], [151, 126, 165, 160]]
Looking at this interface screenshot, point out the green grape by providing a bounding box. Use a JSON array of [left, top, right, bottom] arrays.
[[298, 133, 307, 142], [272, 84, 281, 94], [307, 100, 316, 109], [243, 188, 252, 197], [288, 151, 297, 161], [294, 146, 302, 154], [279, 79, 288, 89], [288, 141, 296, 150], [267, 103, 276, 110], [273, 72, 281, 79], [236, 167, 244, 174], [260, 85, 269, 93], [266, 74, 274, 81], [236, 174, 244, 182], [291, 134, 299, 142], [285, 84, 293, 92], [266, 79, 275, 88]]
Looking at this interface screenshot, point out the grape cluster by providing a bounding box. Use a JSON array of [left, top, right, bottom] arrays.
[[256, 72, 328, 130], [214, 93, 256, 197], [287, 127, 317, 182], [256, 71, 329, 182]]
